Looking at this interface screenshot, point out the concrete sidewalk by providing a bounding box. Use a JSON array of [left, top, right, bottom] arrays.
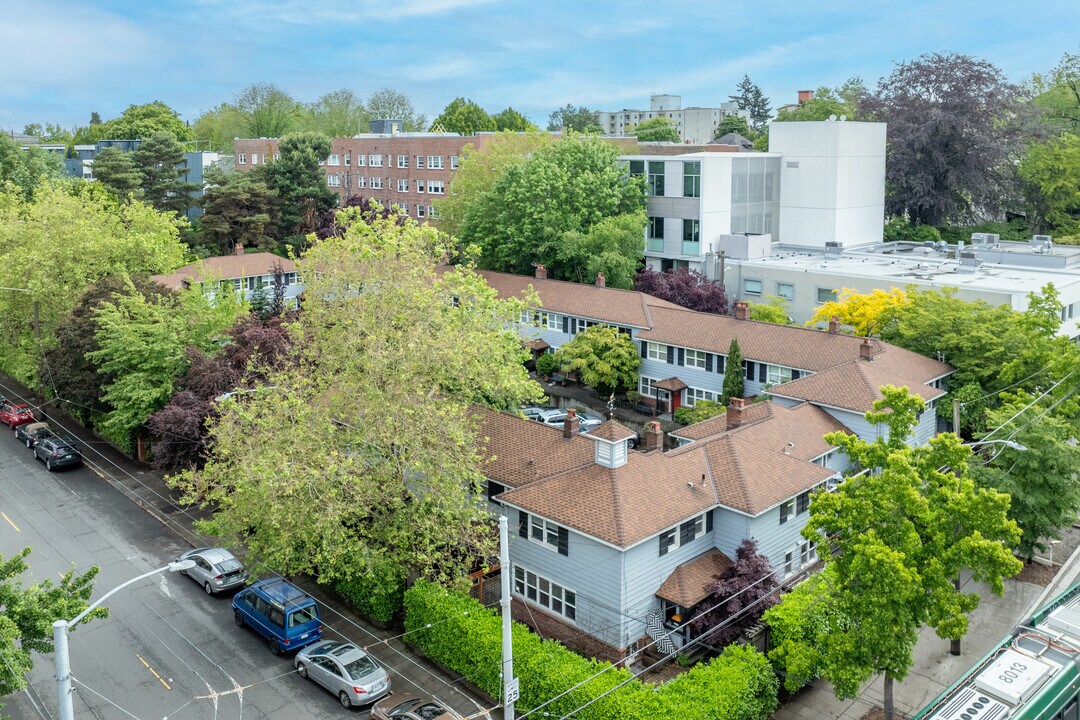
[[771, 553, 1080, 720]]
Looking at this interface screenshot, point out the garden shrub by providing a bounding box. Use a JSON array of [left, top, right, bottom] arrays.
[[404, 580, 777, 720], [334, 559, 406, 624], [536, 352, 560, 377], [762, 569, 848, 692]]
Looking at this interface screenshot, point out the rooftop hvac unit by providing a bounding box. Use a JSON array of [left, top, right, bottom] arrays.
[[985, 233, 1000, 245], [824, 241, 842, 258], [970, 232, 988, 243], [1032, 234, 1054, 253], [957, 251, 979, 274], [924, 686, 1009, 720]]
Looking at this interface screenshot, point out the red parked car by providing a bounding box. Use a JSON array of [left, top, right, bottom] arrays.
[[0, 400, 35, 430]]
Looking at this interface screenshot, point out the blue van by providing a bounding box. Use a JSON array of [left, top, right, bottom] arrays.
[[232, 578, 323, 655]]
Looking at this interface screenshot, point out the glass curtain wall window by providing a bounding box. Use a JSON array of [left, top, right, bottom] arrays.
[[648, 161, 665, 196], [730, 157, 780, 235], [647, 216, 664, 253], [682, 219, 700, 256], [683, 161, 701, 198]]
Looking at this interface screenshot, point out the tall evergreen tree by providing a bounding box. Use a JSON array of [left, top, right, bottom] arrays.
[[198, 167, 280, 254], [91, 147, 143, 201], [132, 132, 199, 214], [729, 75, 772, 131], [258, 131, 337, 239], [722, 338, 744, 404]]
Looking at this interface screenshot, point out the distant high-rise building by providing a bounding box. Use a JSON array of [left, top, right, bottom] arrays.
[[597, 95, 751, 145]]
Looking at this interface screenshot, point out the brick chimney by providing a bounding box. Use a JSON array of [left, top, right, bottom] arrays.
[[727, 397, 745, 428], [563, 408, 579, 439], [234, 243, 245, 256], [828, 316, 840, 334], [798, 89, 814, 104], [535, 264, 547, 280], [595, 271, 606, 288], [645, 421, 664, 452], [860, 338, 873, 361], [734, 301, 749, 320]]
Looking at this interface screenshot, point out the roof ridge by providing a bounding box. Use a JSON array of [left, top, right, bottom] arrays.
[[718, 436, 755, 512], [608, 467, 628, 546]]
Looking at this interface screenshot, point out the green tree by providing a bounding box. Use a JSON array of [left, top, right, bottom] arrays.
[[748, 295, 790, 324], [729, 75, 772, 130], [631, 117, 680, 142], [173, 213, 542, 588], [974, 391, 1080, 561], [99, 101, 193, 141], [192, 102, 249, 154], [547, 104, 601, 133], [0, 133, 65, 200], [367, 87, 427, 132], [0, 182, 188, 385], [552, 324, 640, 397], [492, 107, 537, 132], [22, 122, 73, 145], [431, 97, 496, 135], [303, 88, 368, 137], [39, 275, 170, 425], [0, 548, 105, 712], [775, 86, 858, 122], [132, 132, 200, 214], [713, 114, 754, 140], [237, 83, 302, 138], [88, 278, 245, 452], [259, 131, 337, 239], [554, 211, 647, 289], [461, 137, 646, 279], [721, 338, 743, 404], [436, 132, 553, 239], [1032, 52, 1080, 133], [91, 147, 143, 200], [198, 166, 280, 254], [879, 284, 1079, 433], [1018, 133, 1080, 234], [802, 386, 1021, 720]]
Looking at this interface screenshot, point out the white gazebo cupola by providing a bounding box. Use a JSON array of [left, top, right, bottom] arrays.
[[585, 420, 638, 469]]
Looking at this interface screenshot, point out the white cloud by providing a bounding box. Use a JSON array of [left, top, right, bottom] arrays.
[[192, 0, 497, 23]]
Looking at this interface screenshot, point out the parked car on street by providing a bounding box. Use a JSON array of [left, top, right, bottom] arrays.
[[232, 578, 322, 654], [33, 436, 81, 471], [0, 400, 35, 430], [519, 405, 557, 421], [15, 422, 54, 448], [295, 640, 391, 708], [175, 547, 248, 595], [575, 411, 604, 432], [536, 409, 568, 426], [372, 696, 463, 720]]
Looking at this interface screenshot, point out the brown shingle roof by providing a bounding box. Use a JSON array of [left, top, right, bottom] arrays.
[[474, 408, 595, 489], [656, 549, 733, 607], [586, 419, 637, 442], [770, 352, 949, 413], [475, 269, 682, 329], [151, 253, 296, 291], [654, 377, 688, 392], [670, 402, 773, 442], [491, 402, 847, 546]]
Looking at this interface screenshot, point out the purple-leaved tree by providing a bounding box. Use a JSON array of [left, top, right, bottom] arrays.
[[633, 267, 728, 315], [690, 538, 779, 647]]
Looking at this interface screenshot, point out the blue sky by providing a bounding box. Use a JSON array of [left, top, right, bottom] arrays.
[[2, 0, 1077, 133]]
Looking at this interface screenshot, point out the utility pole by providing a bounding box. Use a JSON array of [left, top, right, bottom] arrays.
[[953, 399, 961, 435], [499, 516, 517, 720], [718, 251, 727, 291], [951, 397, 963, 657], [33, 299, 45, 420]]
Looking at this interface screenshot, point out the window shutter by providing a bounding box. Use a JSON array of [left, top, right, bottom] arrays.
[[779, 503, 789, 525], [680, 521, 692, 546], [706, 509, 714, 532], [519, 511, 529, 538], [705, 354, 714, 373], [759, 363, 767, 383], [570, 318, 578, 334], [667, 345, 675, 364], [797, 492, 809, 514], [557, 527, 569, 556], [659, 532, 670, 556], [641, 341, 648, 358], [677, 348, 685, 366], [744, 360, 754, 381], [717, 355, 726, 374], [562, 316, 569, 333]]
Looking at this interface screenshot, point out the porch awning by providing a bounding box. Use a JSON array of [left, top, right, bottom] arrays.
[[654, 377, 688, 393], [656, 549, 733, 608], [525, 339, 550, 351]]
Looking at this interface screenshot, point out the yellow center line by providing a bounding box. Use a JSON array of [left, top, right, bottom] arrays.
[[136, 654, 171, 690], [1, 512, 20, 532]]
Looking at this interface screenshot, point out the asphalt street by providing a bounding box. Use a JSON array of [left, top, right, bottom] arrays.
[[0, 417, 490, 720]]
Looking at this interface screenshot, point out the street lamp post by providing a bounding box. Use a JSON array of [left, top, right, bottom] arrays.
[[53, 560, 195, 720]]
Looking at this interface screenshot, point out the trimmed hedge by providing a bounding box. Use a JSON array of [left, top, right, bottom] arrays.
[[334, 560, 406, 625], [404, 580, 778, 720]]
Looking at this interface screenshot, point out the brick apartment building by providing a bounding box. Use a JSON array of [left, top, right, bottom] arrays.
[[233, 132, 493, 223]]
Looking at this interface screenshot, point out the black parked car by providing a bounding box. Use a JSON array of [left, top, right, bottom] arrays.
[[15, 422, 54, 449], [33, 436, 81, 471]]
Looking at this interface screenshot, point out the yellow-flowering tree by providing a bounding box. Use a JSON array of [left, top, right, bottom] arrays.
[[807, 287, 910, 336]]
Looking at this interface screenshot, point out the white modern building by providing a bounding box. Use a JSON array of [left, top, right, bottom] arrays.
[[598, 95, 750, 144]]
